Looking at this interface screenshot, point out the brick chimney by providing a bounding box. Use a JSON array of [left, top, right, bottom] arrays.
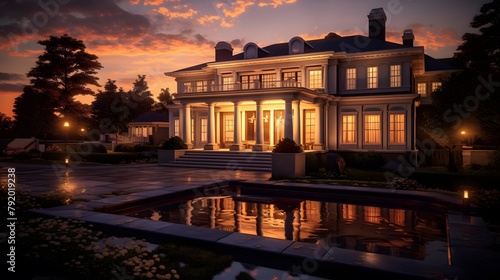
[[368, 8, 387, 41], [215, 41, 233, 62], [402, 29, 414, 47]]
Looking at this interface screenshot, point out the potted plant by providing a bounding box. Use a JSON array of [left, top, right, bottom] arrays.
[[272, 137, 305, 178], [158, 136, 188, 164]]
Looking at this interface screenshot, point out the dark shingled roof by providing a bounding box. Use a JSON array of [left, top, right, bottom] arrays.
[[131, 111, 169, 123], [170, 35, 416, 73], [425, 55, 461, 71]]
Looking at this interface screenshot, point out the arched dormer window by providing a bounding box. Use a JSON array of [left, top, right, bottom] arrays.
[[244, 42, 259, 59], [288, 36, 313, 54]]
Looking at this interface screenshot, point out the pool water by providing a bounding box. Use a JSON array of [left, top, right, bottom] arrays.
[[110, 185, 449, 265]]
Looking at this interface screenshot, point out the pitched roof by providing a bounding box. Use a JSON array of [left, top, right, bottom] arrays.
[[425, 55, 461, 71], [171, 35, 415, 73], [130, 111, 169, 123]]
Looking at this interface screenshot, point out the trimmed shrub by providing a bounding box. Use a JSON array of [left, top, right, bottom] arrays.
[[115, 143, 158, 152], [160, 136, 187, 150], [273, 137, 303, 153], [357, 150, 385, 169], [305, 152, 320, 174], [74, 143, 107, 154], [28, 148, 41, 158]]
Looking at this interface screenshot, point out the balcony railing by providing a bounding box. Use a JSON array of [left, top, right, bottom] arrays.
[[182, 80, 303, 93]]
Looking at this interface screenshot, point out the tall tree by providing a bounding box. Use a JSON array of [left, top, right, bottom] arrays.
[[91, 79, 129, 137], [152, 88, 175, 113], [12, 86, 59, 139], [0, 112, 13, 138], [126, 75, 155, 120], [423, 0, 500, 151], [27, 34, 103, 120]]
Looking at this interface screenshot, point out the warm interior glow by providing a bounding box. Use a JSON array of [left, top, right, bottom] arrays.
[[464, 190, 469, 199], [64, 122, 70, 127], [461, 131, 466, 135], [65, 158, 69, 164]]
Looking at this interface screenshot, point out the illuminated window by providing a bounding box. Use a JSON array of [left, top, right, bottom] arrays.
[[195, 81, 208, 92], [363, 206, 381, 224], [389, 209, 406, 226], [222, 76, 233, 91], [431, 82, 442, 92], [282, 71, 301, 86], [342, 204, 356, 220], [346, 68, 356, 90], [304, 109, 315, 145], [241, 75, 260, 89], [367, 66, 378, 88], [364, 114, 381, 144], [389, 114, 405, 144], [308, 69, 323, 89], [224, 114, 234, 142], [342, 115, 356, 144], [417, 82, 427, 95], [390, 65, 401, 87], [174, 119, 180, 136], [261, 74, 276, 88], [183, 82, 192, 93], [200, 118, 207, 142]]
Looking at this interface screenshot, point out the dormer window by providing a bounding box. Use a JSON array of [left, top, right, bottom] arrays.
[[288, 36, 312, 55], [243, 42, 269, 59]]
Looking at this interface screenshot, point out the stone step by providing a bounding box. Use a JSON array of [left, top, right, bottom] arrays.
[[164, 150, 272, 171]]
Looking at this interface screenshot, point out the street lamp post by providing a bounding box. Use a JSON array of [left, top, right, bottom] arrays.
[[80, 128, 85, 142], [64, 121, 70, 152]]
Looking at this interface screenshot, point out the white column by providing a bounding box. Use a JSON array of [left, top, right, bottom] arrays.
[[230, 101, 244, 151], [204, 102, 219, 150], [284, 99, 293, 140], [168, 109, 174, 138], [179, 107, 184, 141], [269, 110, 275, 147], [183, 104, 192, 148], [313, 102, 325, 150], [252, 100, 267, 151], [292, 100, 300, 145]]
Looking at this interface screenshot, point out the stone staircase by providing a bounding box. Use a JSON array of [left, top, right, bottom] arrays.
[[160, 150, 272, 171]]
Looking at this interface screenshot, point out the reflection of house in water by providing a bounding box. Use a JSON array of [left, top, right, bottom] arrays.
[[162, 197, 445, 260]]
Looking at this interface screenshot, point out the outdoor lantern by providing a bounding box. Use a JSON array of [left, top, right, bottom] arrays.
[[65, 157, 69, 166], [462, 188, 471, 213]]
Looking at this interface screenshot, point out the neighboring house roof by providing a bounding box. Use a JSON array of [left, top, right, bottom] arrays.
[[425, 55, 462, 71], [130, 111, 169, 123]]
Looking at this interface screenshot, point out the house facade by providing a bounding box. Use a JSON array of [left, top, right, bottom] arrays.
[[165, 8, 459, 154]]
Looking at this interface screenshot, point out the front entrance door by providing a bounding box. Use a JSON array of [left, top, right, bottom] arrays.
[[221, 112, 234, 148], [274, 110, 285, 143]]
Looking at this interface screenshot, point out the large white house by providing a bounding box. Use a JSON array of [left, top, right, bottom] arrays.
[[165, 7, 460, 155]]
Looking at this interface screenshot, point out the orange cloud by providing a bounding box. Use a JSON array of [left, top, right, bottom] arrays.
[[156, 6, 198, 19], [129, 0, 177, 5], [258, 0, 297, 8], [216, 0, 255, 18], [197, 15, 221, 25], [401, 23, 462, 51]]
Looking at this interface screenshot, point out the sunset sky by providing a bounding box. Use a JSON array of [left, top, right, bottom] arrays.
[[0, 0, 490, 118]]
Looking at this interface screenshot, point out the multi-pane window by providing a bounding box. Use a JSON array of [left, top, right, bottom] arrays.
[[364, 114, 381, 144], [183, 82, 192, 93], [174, 119, 180, 137], [241, 74, 276, 89], [431, 82, 442, 92], [364, 206, 381, 224], [417, 82, 427, 95], [282, 71, 301, 86], [222, 76, 233, 91], [390, 65, 401, 87], [224, 114, 234, 142], [183, 80, 213, 93], [200, 118, 207, 142], [195, 81, 208, 92], [367, 66, 378, 88], [346, 68, 356, 90], [304, 109, 315, 145], [308, 69, 323, 89], [261, 74, 276, 88], [342, 115, 356, 144], [389, 113, 405, 144]]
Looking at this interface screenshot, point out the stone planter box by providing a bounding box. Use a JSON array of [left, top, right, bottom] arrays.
[[158, 149, 186, 164], [272, 152, 305, 178]]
